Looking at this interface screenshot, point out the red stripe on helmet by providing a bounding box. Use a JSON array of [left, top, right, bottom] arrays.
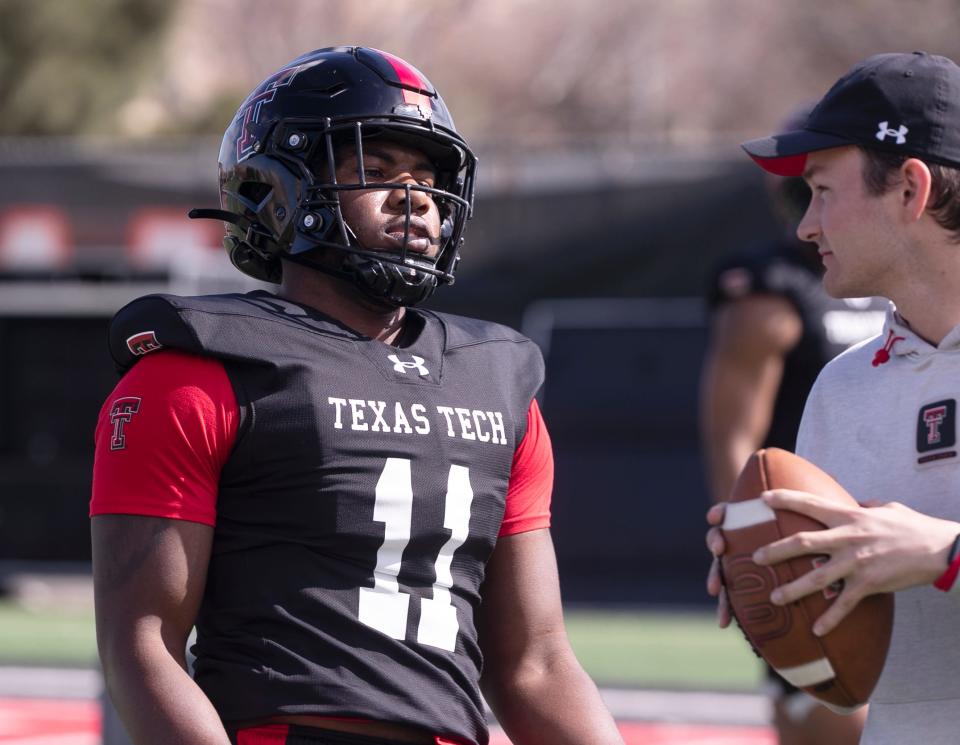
[[374, 49, 427, 90], [372, 49, 434, 112]]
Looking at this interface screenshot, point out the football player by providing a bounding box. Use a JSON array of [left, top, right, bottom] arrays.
[[91, 47, 623, 745]]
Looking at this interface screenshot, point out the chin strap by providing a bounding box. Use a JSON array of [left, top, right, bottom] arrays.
[[188, 207, 282, 277], [282, 251, 355, 283], [282, 250, 439, 308], [190, 207, 441, 307]]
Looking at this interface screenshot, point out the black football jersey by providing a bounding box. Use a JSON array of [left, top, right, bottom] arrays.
[[708, 240, 887, 451], [108, 290, 546, 745]]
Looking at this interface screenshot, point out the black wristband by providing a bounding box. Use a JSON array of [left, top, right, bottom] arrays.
[[946, 532, 960, 567]]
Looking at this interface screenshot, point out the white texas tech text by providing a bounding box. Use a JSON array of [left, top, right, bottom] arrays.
[[327, 397, 507, 445]]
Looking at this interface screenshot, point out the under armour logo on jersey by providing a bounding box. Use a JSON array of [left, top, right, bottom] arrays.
[[876, 121, 908, 145], [109, 396, 141, 450], [388, 354, 429, 376]]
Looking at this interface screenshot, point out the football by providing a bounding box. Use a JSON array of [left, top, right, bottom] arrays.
[[720, 447, 893, 711]]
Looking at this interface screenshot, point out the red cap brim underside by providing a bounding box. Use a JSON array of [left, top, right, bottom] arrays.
[[749, 153, 808, 177]]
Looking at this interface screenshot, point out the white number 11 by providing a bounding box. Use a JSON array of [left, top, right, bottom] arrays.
[[358, 458, 474, 652]]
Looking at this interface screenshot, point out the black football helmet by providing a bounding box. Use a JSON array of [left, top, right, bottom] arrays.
[[190, 46, 477, 307]]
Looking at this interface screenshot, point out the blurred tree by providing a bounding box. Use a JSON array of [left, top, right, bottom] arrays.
[[6, 0, 960, 146], [0, 0, 176, 135], [140, 0, 960, 147]]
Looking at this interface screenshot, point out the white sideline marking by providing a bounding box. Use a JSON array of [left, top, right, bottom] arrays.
[[0, 667, 99, 699]]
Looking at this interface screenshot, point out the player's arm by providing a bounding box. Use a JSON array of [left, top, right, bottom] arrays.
[[477, 528, 623, 745], [699, 295, 803, 502], [91, 350, 237, 744], [476, 399, 621, 744], [702, 295, 800, 626], [92, 515, 230, 745]]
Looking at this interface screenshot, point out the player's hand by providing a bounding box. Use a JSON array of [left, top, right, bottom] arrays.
[[752, 488, 959, 636], [705, 504, 731, 628]]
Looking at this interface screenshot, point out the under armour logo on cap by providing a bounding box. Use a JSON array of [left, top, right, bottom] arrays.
[[742, 52, 960, 176], [876, 121, 908, 144], [388, 353, 429, 376]]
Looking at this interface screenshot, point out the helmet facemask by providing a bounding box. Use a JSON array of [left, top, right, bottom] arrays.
[[257, 117, 474, 307]]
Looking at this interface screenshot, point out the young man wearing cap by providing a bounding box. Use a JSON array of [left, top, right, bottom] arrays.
[[706, 51, 960, 743]]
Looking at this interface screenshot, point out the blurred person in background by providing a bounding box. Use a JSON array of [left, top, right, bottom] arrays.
[[89, 46, 622, 745], [707, 51, 960, 744], [699, 105, 884, 745]]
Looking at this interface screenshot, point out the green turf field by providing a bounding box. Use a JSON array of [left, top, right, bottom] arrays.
[[0, 597, 762, 690], [0, 599, 98, 666], [564, 608, 763, 690]]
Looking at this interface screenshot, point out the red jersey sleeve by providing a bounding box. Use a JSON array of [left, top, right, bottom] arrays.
[[499, 398, 553, 537], [90, 350, 238, 526]]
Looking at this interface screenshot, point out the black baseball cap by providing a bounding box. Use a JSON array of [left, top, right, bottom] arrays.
[[742, 52, 960, 176]]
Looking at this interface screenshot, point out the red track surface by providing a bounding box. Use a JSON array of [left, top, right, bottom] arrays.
[[0, 698, 774, 745], [0, 699, 99, 744], [491, 722, 775, 745]]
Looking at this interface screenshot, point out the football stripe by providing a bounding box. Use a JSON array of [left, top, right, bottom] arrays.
[[370, 48, 434, 111], [775, 658, 837, 688], [822, 701, 865, 716], [722, 498, 776, 530]]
